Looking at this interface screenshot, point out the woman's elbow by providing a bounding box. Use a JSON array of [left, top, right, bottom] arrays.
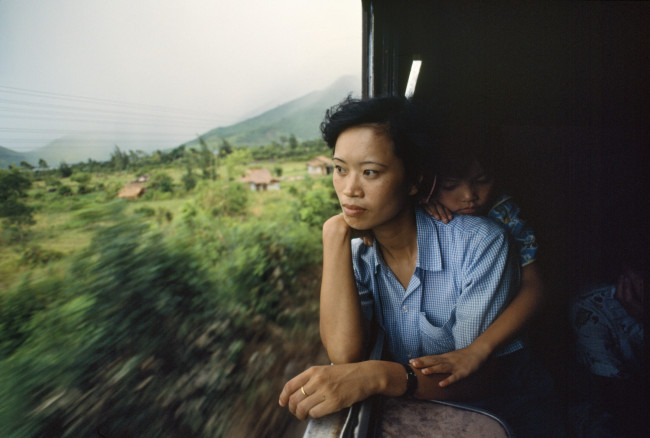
[[322, 338, 365, 364], [328, 350, 365, 364]]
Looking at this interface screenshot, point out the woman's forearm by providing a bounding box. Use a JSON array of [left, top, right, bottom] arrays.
[[319, 215, 366, 363], [363, 359, 491, 402], [280, 359, 491, 420]]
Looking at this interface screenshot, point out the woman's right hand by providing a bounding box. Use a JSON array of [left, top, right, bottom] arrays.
[[324, 213, 375, 245], [279, 362, 376, 420], [323, 213, 353, 240], [279, 361, 405, 420]]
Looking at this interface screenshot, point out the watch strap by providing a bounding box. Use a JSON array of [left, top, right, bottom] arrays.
[[402, 363, 418, 397]]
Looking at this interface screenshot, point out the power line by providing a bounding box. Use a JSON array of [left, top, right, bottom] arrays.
[[0, 111, 218, 131], [0, 99, 222, 125], [0, 84, 233, 150], [0, 85, 232, 120], [0, 127, 205, 136]]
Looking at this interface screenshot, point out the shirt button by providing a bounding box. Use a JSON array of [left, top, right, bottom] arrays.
[[402, 306, 408, 312]]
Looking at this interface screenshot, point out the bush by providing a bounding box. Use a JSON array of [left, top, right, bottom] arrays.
[[152, 172, 174, 193], [0, 224, 30, 244], [156, 208, 174, 224], [0, 276, 65, 359], [0, 178, 325, 437], [20, 246, 65, 267], [198, 215, 321, 324], [199, 181, 249, 217], [102, 182, 121, 201], [57, 185, 72, 196], [0, 219, 232, 437], [288, 177, 339, 228], [76, 184, 91, 195], [58, 163, 72, 178], [0, 168, 35, 232], [133, 207, 155, 217], [71, 173, 91, 184], [182, 171, 198, 191]]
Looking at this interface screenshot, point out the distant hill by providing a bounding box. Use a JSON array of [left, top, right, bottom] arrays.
[[0, 76, 360, 167], [0, 145, 29, 169], [0, 135, 137, 169], [29, 135, 117, 166], [187, 75, 360, 148]]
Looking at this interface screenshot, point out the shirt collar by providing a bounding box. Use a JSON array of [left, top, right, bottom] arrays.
[[371, 208, 443, 274]]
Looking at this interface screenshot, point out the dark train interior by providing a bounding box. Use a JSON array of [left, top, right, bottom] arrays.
[[361, 0, 647, 413]]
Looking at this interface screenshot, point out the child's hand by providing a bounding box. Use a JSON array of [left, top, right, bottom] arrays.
[[423, 200, 453, 223], [409, 347, 488, 387]]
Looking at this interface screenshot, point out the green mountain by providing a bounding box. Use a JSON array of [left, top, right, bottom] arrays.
[[187, 75, 360, 148]]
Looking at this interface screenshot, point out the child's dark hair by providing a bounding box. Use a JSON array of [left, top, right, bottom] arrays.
[[320, 95, 437, 201]]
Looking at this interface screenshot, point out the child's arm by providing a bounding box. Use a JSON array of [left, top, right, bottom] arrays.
[[410, 262, 543, 387], [423, 199, 454, 223]]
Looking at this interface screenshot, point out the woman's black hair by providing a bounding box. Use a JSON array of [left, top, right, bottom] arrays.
[[320, 95, 437, 201]]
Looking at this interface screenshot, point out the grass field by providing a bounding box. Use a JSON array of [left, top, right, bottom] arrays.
[[2, 157, 332, 293]]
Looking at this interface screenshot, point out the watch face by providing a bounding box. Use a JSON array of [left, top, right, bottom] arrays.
[[403, 364, 418, 397]]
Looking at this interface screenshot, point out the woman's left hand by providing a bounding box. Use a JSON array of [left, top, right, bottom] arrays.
[[279, 362, 381, 420]]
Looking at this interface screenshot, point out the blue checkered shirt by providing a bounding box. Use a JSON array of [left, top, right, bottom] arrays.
[[352, 208, 523, 364]]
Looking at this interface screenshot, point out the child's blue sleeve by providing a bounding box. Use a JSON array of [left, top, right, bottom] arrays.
[[488, 196, 538, 267]]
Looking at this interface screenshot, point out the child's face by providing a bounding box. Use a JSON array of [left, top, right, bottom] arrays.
[[332, 125, 416, 231], [435, 160, 495, 216]]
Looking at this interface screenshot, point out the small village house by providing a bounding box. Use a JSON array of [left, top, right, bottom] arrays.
[[239, 168, 281, 191], [117, 182, 146, 199], [307, 155, 333, 176]]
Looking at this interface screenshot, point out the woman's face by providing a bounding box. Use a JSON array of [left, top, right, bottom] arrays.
[[332, 125, 416, 230], [435, 160, 495, 216]]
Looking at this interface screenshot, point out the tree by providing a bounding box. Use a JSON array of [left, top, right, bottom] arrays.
[[223, 149, 252, 181], [38, 158, 48, 169], [20, 161, 34, 170], [59, 162, 73, 178], [0, 168, 31, 202], [197, 135, 215, 180], [110, 146, 129, 171], [181, 168, 197, 191], [128, 149, 142, 170], [169, 144, 186, 161], [0, 168, 35, 239], [289, 134, 298, 150], [219, 139, 233, 158]]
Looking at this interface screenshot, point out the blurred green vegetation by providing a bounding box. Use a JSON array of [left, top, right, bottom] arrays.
[[0, 139, 337, 437]]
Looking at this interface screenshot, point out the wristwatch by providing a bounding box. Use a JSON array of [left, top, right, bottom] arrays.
[[402, 363, 418, 397]]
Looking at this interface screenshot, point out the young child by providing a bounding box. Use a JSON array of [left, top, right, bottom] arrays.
[[409, 122, 544, 388]]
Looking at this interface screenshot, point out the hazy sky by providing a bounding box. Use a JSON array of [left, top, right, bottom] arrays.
[[0, 0, 362, 152]]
